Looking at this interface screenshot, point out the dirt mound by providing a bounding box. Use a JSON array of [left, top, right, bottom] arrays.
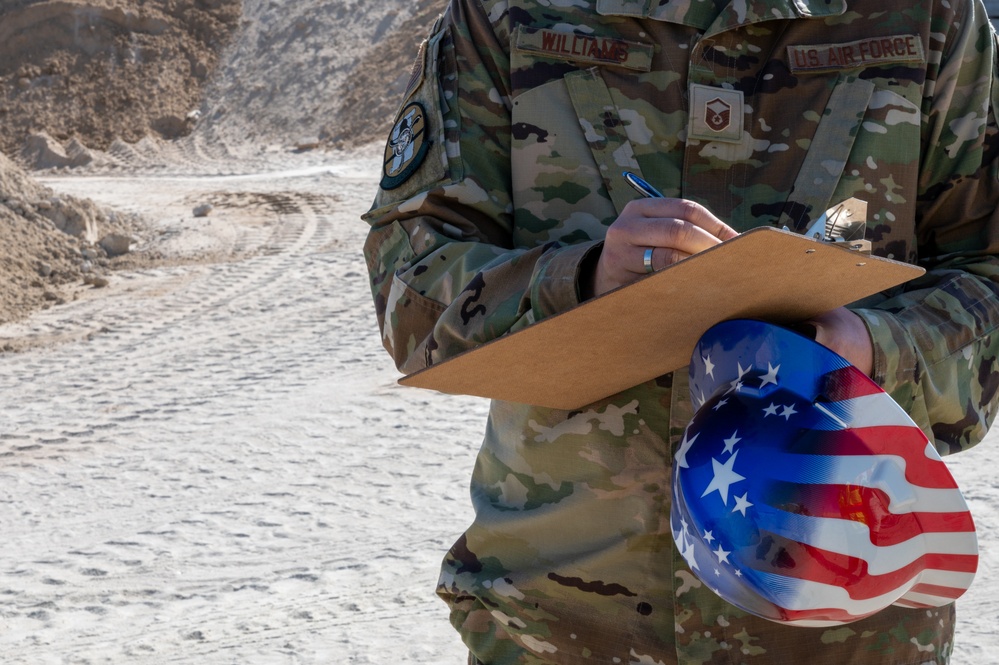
[[190, 0, 441, 157], [0, 151, 144, 324], [0, 0, 241, 157], [327, 0, 444, 149], [4, 0, 442, 167]]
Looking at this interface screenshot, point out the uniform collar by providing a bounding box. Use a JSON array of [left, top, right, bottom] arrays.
[[596, 0, 847, 32]]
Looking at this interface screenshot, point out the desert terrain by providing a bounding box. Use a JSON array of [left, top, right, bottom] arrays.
[[0, 0, 997, 663]]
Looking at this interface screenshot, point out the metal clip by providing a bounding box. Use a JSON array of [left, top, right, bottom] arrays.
[[790, 199, 871, 255]]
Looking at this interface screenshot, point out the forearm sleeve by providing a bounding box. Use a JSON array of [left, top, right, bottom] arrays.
[[362, 0, 598, 374], [855, 5, 999, 454]]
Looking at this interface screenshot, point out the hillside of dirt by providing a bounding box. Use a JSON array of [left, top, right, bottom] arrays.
[[0, 0, 441, 325], [0, 0, 242, 156]]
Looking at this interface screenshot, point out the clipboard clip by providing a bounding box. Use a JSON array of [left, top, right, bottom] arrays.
[[787, 198, 871, 255]]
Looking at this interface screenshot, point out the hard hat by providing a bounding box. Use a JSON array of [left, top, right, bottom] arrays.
[[671, 319, 978, 626]]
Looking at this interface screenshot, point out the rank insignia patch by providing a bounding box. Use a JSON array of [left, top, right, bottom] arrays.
[[704, 97, 732, 132], [381, 102, 431, 190], [689, 84, 744, 143]]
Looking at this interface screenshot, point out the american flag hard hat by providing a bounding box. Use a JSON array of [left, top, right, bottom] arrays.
[[672, 319, 978, 626]]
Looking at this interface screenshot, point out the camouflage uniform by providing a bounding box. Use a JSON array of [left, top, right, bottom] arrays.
[[363, 0, 999, 662]]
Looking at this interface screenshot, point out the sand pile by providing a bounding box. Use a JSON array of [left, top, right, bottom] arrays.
[[0, 150, 148, 324]]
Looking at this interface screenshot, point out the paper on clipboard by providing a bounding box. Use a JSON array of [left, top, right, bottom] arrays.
[[399, 226, 924, 410]]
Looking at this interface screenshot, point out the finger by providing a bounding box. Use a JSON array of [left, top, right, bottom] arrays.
[[628, 198, 738, 241], [624, 217, 729, 258]]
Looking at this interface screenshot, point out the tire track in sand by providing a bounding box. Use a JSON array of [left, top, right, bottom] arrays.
[[0, 161, 482, 663]]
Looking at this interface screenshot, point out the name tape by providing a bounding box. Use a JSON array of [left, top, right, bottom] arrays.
[[515, 27, 653, 72]]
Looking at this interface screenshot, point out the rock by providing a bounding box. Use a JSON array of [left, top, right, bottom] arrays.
[[38, 195, 104, 243], [99, 233, 132, 257], [4, 198, 26, 215], [37, 262, 53, 278], [152, 115, 188, 139], [84, 275, 110, 288], [193, 203, 214, 217]]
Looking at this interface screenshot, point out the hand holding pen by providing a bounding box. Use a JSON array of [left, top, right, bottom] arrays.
[[582, 172, 738, 298]]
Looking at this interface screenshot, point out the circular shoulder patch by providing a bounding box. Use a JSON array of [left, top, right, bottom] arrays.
[[380, 101, 431, 191]]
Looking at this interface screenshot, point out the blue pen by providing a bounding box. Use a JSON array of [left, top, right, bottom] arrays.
[[623, 171, 665, 199]]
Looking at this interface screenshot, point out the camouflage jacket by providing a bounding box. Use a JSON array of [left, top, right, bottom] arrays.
[[363, 0, 999, 663]]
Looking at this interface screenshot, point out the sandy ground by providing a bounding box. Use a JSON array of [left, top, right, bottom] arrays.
[[0, 147, 995, 664], [0, 147, 480, 663]]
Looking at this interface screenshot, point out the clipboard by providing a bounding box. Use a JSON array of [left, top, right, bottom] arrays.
[[399, 227, 924, 409]]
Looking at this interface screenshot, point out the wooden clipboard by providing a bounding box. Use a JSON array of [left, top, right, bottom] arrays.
[[399, 227, 924, 409]]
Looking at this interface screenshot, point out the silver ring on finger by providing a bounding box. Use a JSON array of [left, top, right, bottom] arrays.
[[643, 247, 655, 274]]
